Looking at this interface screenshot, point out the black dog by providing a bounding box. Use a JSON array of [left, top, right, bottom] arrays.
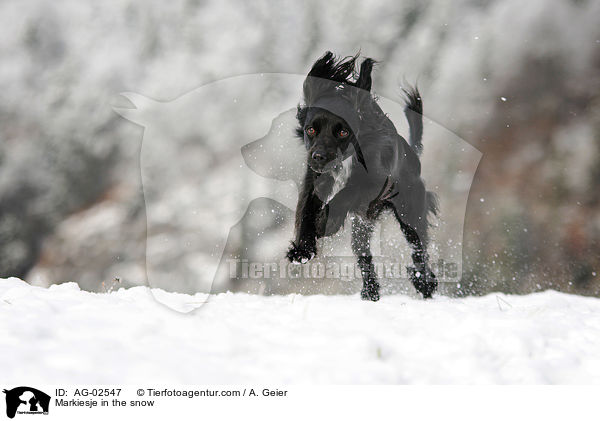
[[286, 51, 438, 301]]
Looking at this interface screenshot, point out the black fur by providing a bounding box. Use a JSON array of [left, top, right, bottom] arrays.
[[287, 51, 438, 301]]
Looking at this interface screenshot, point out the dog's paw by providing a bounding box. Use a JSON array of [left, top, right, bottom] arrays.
[[361, 281, 380, 302], [286, 241, 316, 264], [408, 266, 437, 299]]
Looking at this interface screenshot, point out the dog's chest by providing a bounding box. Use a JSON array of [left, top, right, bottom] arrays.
[[326, 156, 352, 203], [313, 156, 353, 204]]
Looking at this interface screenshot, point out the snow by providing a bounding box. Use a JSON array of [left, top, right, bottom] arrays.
[[1, 277, 600, 384]]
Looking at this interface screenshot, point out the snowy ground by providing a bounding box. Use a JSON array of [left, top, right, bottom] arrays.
[[1, 277, 600, 384]]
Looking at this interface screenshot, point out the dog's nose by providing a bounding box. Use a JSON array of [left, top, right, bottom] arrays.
[[311, 151, 327, 164]]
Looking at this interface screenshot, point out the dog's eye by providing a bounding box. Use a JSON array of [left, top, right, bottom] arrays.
[[338, 129, 349, 138], [305, 126, 316, 136]]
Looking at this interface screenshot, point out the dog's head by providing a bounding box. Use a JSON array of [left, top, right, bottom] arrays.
[[296, 51, 376, 173], [300, 106, 356, 173]]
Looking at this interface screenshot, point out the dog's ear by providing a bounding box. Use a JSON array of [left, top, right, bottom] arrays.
[[295, 105, 307, 138], [349, 140, 368, 172], [306, 51, 358, 83], [304, 52, 335, 103], [355, 143, 368, 172], [304, 52, 361, 103], [307, 51, 335, 78], [356, 58, 375, 91]]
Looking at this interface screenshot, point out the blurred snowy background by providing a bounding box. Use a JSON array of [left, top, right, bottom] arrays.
[[1, 0, 599, 297]]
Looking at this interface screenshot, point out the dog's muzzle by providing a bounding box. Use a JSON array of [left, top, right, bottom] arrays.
[[309, 152, 345, 174]]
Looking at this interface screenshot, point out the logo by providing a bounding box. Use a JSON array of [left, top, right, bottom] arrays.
[[3, 387, 50, 418]]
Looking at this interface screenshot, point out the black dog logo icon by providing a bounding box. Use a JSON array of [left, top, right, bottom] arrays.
[[3, 387, 50, 418]]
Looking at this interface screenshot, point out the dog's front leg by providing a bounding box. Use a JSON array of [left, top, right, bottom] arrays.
[[287, 193, 320, 263], [351, 216, 379, 301], [287, 172, 322, 263]]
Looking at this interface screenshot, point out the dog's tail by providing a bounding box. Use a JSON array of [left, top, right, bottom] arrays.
[[402, 85, 423, 155]]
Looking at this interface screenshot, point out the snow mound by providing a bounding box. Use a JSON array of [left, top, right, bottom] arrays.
[[1, 278, 599, 384]]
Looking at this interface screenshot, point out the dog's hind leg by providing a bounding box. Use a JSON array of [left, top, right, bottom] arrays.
[[395, 214, 437, 299], [393, 198, 438, 298], [351, 216, 380, 301]]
